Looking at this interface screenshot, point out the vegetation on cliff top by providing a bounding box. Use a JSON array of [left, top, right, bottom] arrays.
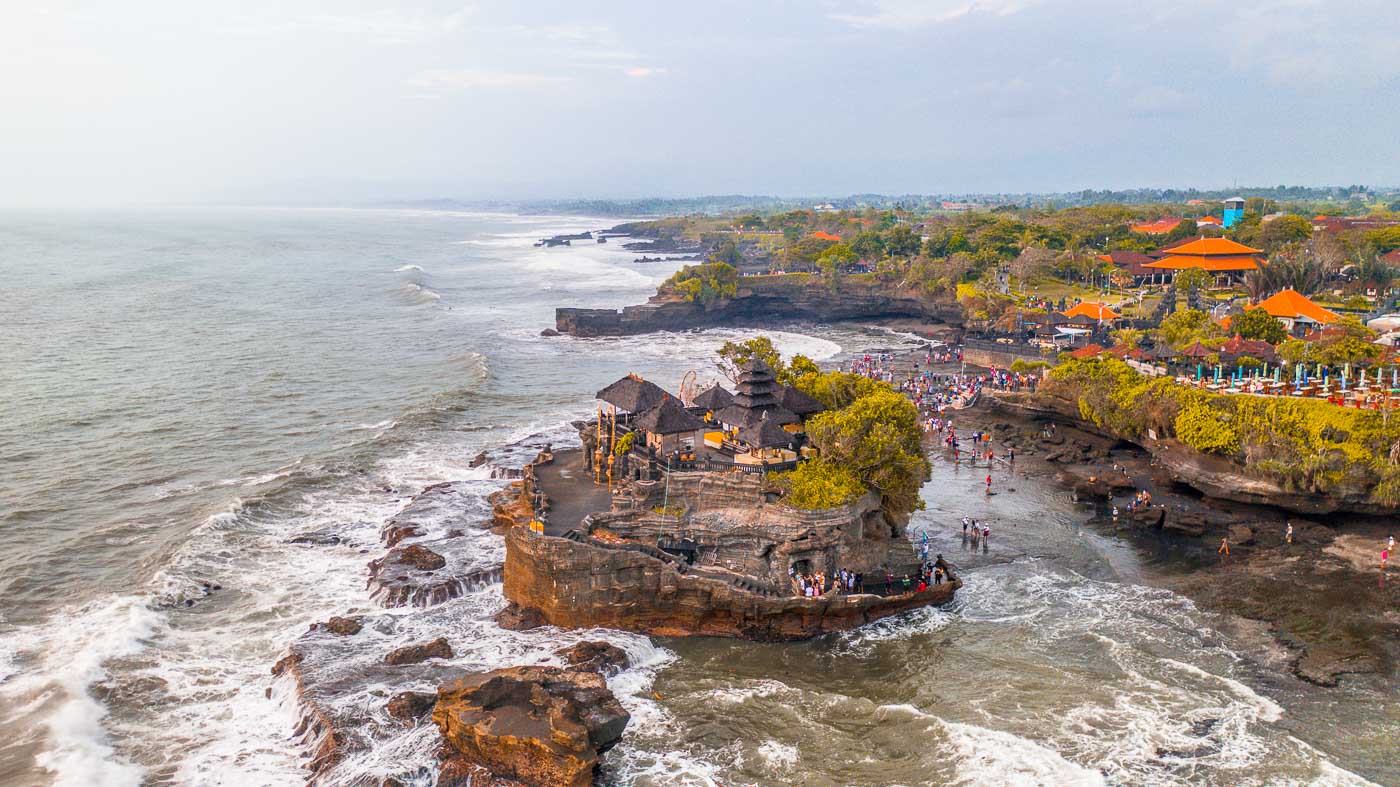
[[1045, 358, 1400, 503], [709, 336, 930, 515], [660, 261, 738, 304]]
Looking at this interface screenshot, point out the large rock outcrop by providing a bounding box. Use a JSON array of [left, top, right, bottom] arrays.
[[432, 666, 630, 787], [556, 275, 958, 337], [499, 527, 959, 640]]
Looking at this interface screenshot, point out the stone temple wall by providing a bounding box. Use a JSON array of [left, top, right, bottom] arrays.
[[500, 527, 959, 641]]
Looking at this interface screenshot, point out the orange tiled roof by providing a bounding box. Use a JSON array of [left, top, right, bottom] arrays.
[[1162, 237, 1262, 256], [1253, 288, 1340, 324], [1131, 219, 1184, 235], [1062, 302, 1120, 320], [1197, 216, 1223, 225], [1068, 344, 1106, 360], [1144, 255, 1261, 272], [810, 231, 842, 242]]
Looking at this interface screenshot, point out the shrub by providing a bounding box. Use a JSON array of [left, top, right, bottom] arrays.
[[771, 459, 866, 510]]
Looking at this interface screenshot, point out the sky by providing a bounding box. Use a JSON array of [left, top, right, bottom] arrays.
[[2, 0, 1399, 206]]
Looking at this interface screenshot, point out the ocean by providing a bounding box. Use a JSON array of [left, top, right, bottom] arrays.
[[0, 208, 1391, 786]]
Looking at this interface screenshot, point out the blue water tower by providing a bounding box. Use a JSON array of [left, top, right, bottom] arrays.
[[1222, 197, 1246, 229]]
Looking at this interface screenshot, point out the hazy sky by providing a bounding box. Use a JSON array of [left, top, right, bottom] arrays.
[[3, 0, 1399, 205]]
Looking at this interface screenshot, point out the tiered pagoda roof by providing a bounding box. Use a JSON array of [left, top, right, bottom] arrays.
[[714, 358, 799, 428]]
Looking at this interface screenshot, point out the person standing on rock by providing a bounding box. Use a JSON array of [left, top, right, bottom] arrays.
[[985, 474, 992, 493], [1218, 537, 1230, 557], [1285, 522, 1294, 545]]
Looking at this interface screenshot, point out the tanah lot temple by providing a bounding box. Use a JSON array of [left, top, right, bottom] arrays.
[[490, 357, 960, 641]]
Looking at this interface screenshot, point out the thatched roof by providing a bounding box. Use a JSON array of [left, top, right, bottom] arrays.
[[714, 403, 799, 429], [779, 385, 825, 417], [596, 373, 669, 413], [634, 398, 704, 435], [733, 358, 782, 409], [737, 414, 795, 449], [691, 384, 733, 411]]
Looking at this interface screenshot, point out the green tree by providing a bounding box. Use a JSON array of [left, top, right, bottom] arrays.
[[710, 238, 742, 266], [1232, 308, 1287, 344], [804, 389, 930, 516], [1255, 215, 1313, 253], [777, 354, 821, 386], [1158, 309, 1223, 349], [715, 336, 784, 383], [817, 243, 858, 271], [661, 261, 738, 305], [850, 231, 886, 261], [1173, 267, 1213, 293], [771, 459, 866, 510], [1165, 218, 1200, 244], [885, 225, 922, 258]]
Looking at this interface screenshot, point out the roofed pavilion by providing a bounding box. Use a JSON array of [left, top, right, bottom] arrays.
[[1143, 237, 1264, 286], [714, 358, 799, 429]]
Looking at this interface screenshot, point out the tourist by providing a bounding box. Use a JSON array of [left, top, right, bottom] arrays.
[[901, 575, 912, 592], [1219, 537, 1230, 556], [1285, 522, 1294, 545], [916, 578, 927, 592], [885, 571, 893, 593], [982, 524, 989, 541], [1383, 548, 1389, 571], [985, 474, 992, 493]]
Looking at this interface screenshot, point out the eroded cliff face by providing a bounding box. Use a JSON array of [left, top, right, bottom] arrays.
[[556, 276, 960, 337], [498, 527, 958, 640], [990, 390, 1396, 515]]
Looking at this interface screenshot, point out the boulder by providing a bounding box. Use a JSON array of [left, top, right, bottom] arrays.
[[554, 641, 630, 676], [495, 604, 546, 631], [432, 666, 630, 787], [539, 328, 560, 337], [399, 544, 447, 571], [469, 451, 490, 468], [386, 691, 437, 725], [1227, 524, 1256, 546], [385, 638, 454, 666], [321, 616, 363, 636], [271, 652, 304, 677], [1163, 510, 1209, 538]]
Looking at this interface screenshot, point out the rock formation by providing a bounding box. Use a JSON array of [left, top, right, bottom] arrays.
[[432, 666, 630, 787], [556, 275, 958, 337], [554, 641, 630, 676], [384, 637, 454, 666]]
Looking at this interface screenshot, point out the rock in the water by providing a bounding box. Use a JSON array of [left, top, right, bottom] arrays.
[[539, 328, 560, 337], [554, 641, 630, 676], [385, 638, 454, 666], [399, 544, 447, 571], [1227, 524, 1256, 546], [321, 616, 364, 636], [271, 652, 304, 677], [382, 523, 425, 548], [494, 603, 545, 631], [432, 666, 630, 787], [387, 691, 437, 724], [469, 451, 489, 468]]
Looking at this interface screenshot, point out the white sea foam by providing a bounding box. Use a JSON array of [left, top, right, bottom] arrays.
[[392, 264, 424, 272], [940, 719, 1106, 787], [0, 597, 161, 787], [757, 739, 799, 770]]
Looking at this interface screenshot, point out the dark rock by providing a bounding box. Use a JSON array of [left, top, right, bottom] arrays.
[[290, 528, 346, 546], [555, 641, 630, 676], [539, 328, 560, 337], [385, 638, 454, 666], [470, 451, 490, 467], [382, 523, 425, 548], [1163, 510, 1209, 538], [495, 603, 546, 631], [322, 616, 363, 636], [432, 665, 630, 787], [386, 691, 437, 724], [1227, 524, 1256, 546], [272, 652, 304, 677]]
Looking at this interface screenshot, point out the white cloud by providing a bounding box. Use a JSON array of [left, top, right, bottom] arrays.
[[623, 67, 668, 78], [406, 69, 571, 91], [832, 0, 1036, 29]]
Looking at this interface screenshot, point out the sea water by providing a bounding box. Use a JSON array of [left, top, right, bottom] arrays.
[[0, 208, 1392, 785]]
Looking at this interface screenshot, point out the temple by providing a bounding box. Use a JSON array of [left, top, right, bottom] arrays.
[[492, 364, 960, 641], [1142, 237, 1265, 286]]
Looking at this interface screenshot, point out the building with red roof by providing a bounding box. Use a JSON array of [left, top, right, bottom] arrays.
[[810, 231, 843, 242], [1062, 302, 1121, 322]]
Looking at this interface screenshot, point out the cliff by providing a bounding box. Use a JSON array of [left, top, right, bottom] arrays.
[[990, 386, 1400, 515], [499, 527, 958, 640], [556, 274, 960, 337]]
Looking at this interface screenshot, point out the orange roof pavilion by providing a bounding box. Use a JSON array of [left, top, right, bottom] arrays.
[[1144, 237, 1264, 273], [1062, 302, 1121, 321], [1253, 288, 1340, 326], [810, 231, 843, 242]]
